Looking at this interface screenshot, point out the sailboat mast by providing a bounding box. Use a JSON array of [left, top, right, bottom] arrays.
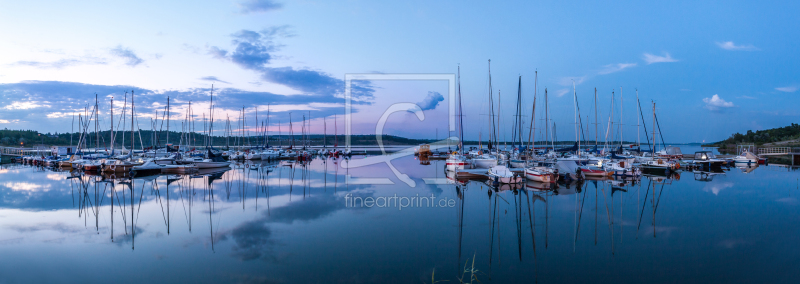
[[652, 101, 657, 154], [619, 87, 623, 148], [594, 88, 598, 148], [527, 71, 538, 157], [573, 81, 579, 158], [517, 75, 522, 153], [458, 66, 465, 154], [209, 84, 214, 148], [636, 89, 640, 147], [545, 88, 551, 150], [95, 93, 98, 154], [167, 97, 170, 145], [110, 96, 113, 152], [266, 104, 270, 148], [488, 59, 496, 150], [290, 113, 294, 148], [255, 105, 258, 148], [334, 114, 337, 148], [131, 90, 134, 155]]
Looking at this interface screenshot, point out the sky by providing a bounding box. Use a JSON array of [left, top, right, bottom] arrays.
[[0, 0, 798, 143]]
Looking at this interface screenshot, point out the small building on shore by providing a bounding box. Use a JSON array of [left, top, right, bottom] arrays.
[[51, 146, 77, 156]]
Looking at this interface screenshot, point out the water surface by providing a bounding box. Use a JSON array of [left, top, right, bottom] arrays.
[[0, 153, 798, 283]]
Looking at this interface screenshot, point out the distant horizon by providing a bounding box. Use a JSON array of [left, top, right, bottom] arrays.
[[0, 127, 709, 147]]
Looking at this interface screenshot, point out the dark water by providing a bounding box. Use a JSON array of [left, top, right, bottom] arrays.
[[0, 155, 799, 283]]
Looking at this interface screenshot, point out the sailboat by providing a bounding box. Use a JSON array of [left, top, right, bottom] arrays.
[[103, 91, 143, 173], [260, 104, 280, 160], [640, 101, 679, 175], [473, 60, 499, 169], [522, 72, 558, 183], [446, 66, 472, 171], [245, 106, 262, 160], [509, 75, 527, 168], [191, 85, 231, 169]]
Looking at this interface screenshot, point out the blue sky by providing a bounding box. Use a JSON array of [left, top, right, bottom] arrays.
[[0, 0, 798, 143]]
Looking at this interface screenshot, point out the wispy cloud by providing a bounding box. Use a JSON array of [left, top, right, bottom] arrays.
[[555, 88, 570, 97], [238, 0, 282, 14], [3, 101, 48, 110], [702, 95, 735, 112], [11, 57, 107, 69], [775, 86, 798, 93], [643, 52, 678, 64], [558, 76, 586, 86], [598, 63, 637, 75], [110, 45, 143, 67], [716, 41, 759, 51], [199, 76, 231, 84], [737, 95, 756, 99]]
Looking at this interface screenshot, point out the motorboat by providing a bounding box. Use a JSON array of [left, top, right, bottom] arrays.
[[487, 165, 523, 184], [524, 166, 557, 183], [690, 151, 727, 170], [604, 159, 641, 177], [641, 158, 678, 175], [732, 150, 759, 165]]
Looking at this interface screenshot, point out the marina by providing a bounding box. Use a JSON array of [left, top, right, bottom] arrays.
[[2, 0, 800, 282]]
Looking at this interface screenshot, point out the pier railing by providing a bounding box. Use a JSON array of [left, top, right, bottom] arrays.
[[758, 147, 792, 155], [0, 147, 39, 157]]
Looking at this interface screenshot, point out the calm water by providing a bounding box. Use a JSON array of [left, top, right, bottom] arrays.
[[1, 151, 799, 283]]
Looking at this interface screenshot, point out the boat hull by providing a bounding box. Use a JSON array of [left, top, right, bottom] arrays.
[[101, 163, 142, 173], [525, 169, 556, 183], [192, 161, 231, 169], [446, 159, 470, 171], [472, 158, 498, 169], [581, 168, 610, 177]]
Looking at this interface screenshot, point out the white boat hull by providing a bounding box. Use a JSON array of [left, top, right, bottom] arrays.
[[525, 169, 554, 183], [472, 158, 498, 169]]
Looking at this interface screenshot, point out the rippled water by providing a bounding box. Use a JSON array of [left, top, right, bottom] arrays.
[[0, 154, 799, 283]]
